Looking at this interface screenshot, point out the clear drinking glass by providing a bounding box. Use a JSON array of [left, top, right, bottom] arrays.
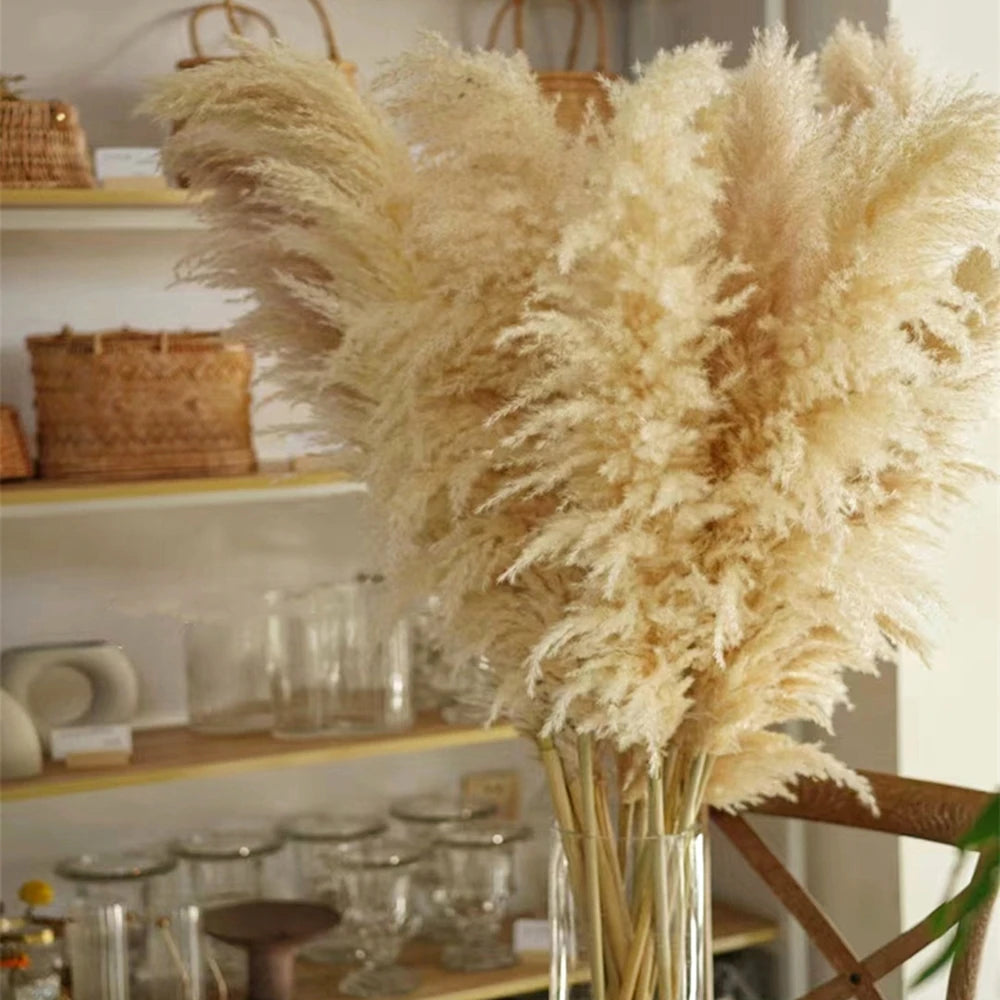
[[335, 838, 425, 998], [389, 795, 498, 940], [56, 850, 178, 1000], [171, 827, 284, 993], [279, 811, 387, 963], [270, 579, 413, 739], [65, 901, 130, 1000], [436, 820, 531, 971], [548, 823, 711, 1000], [184, 599, 278, 734]]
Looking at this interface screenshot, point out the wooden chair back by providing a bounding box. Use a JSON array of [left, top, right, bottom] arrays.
[[712, 771, 997, 1000]]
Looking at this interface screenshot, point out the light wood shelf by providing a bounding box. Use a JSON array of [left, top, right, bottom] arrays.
[[292, 902, 778, 1000], [0, 465, 364, 517], [1, 713, 520, 802], [0, 187, 203, 231]]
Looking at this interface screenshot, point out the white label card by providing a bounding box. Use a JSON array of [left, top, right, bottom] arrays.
[[94, 148, 162, 179], [513, 917, 551, 955], [50, 724, 133, 761]]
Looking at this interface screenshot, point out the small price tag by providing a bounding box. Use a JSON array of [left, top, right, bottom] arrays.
[[51, 724, 132, 762], [513, 917, 550, 955]]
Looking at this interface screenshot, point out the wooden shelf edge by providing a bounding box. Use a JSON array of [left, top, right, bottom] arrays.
[[0, 466, 364, 513], [294, 902, 778, 1000], [0, 187, 198, 208], [1, 718, 522, 802]]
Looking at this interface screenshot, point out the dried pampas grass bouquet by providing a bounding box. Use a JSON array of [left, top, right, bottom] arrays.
[[148, 21, 1000, 999]]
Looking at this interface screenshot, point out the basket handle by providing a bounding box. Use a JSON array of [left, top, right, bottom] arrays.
[[187, 2, 279, 61], [223, 0, 342, 62], [486, 0, 608, 73]]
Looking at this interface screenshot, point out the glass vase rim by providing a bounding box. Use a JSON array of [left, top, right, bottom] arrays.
[[335, 837, 426, 869], [551, 820, 706, 842]]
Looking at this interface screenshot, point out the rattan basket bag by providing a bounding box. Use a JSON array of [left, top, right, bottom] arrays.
[[0, 405, 32, 481], [177, 0, 356, 87], [28, 328, 256, 482], [0, 75, 95, 189], [486, 0, 613, 132]]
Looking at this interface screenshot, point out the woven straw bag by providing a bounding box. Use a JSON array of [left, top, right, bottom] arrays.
[[0, 75, 95, 189], [28, 328, 256, 482], [486, 0, 613, 132], [177, 0, 356, 87], [0, 405, 32, 481]]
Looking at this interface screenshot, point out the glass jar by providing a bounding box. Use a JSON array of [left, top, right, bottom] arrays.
[[548, 822, 711, 1000], [279, 812, 388, 963], [270, 578, 413, 739], [0, 918, 62, 1000], [435, 820, 531, 971], [65, 902, 130, 1000], [389, 795, 497, 940], [335, 838, 425, 998], [172, 827, 284, 994], [172, 827, 283, 905], [184, 597, 279, 735], [55, 850, 177, 1000]]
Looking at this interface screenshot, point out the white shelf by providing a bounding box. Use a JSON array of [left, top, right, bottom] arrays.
[[0, 189, 203, 232]]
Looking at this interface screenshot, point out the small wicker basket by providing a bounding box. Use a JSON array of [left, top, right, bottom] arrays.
[[28, 328, 256, 482], [177, 0, 356, 87], [0, 75, 95, 189], [487, 0, 613, 132], [0, 405, 33, 481]]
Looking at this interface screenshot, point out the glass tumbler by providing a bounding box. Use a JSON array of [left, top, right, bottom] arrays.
[[335, 839, 425, 998], [184, 597, 279, 735], [435, 821, 531, 971], [388, 795, 497, 941], [171, 827, 284, 993], [1, 919, 62, 1000], [270, 578, 413, 739], [55, 850, 177, 1000], [279, 811, 387, 963]]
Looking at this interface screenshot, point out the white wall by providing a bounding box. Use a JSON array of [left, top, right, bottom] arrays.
[[887, 4, 1000, 999], [0, 0, 605, 920]]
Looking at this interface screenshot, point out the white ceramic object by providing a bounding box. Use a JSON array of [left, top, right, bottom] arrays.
[[0, 689, 43, 779], [1, 641, 139, 745]]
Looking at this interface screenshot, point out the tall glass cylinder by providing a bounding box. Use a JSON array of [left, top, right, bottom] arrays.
[[548, 823, 711, 1000], [184, 598, 278, 735], [65, 901, 130, 1000], [270, 578, 413, 739]]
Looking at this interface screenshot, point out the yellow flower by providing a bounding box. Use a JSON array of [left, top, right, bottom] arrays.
[[18, 880, 54, 908]]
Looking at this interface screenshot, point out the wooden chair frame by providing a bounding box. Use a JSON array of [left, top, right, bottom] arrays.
[[712, 772, 997, 1000]]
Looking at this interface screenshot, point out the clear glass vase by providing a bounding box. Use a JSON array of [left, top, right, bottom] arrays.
[[548, 822, 712, 1000]]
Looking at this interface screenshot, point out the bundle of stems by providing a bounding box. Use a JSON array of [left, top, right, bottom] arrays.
[[542, 734, 712, 1000]]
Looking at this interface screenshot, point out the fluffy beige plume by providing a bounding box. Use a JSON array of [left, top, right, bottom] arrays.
[[148, 23, 1000, 812]]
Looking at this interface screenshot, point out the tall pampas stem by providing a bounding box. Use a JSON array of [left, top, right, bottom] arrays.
[[579, 735, 606, 1000]]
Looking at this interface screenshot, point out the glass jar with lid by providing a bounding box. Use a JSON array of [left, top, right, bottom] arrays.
[[171, 827, 284, 993], [279, 811, 387, 963], [55, 850, 177, 999], [435, 820, 531, 971], [389, 795, 497, 940]]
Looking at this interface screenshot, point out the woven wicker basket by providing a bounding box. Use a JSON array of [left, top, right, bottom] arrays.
[[0, 76, 95, 189], [1, 405, 32, 481], [487, 0, 613, 132], [177, 0, 356, 86], [28, 328, 256, 482]]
